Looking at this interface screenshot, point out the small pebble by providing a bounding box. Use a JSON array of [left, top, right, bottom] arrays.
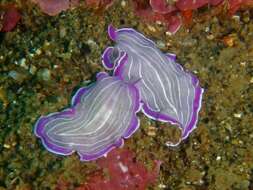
[[29, 65, 37, 75], [0, 87, 8, 108], [3, 144, 11, 149], [37, 68, 51, 81], [233, 113, 242, 118], [165, 31, 172, 36], [250, 77, 253, 83], [8, 70, 28, 83], [121, 0, 126, 7], [222, 35, 235, 47], [147, 126, 157, 137], [158, 184, 166, 189], [19, 58, 28, 70], [87, 39, 98, 49], [240, 61, 246, 66], [156, 40, 166, 49], [59, 26, 67, 38], [44, 41, 50, 47], [147, 25, 156, 32], [205, 26, 210, 32], [36, 48, 42, 55], [156, 21, 162, 25], [206, 34, 214, 40], [232, 15, 240, 21]]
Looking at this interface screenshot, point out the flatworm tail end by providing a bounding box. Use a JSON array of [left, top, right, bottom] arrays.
[[123, 85, 141, 138], [182, 79, 204, 140], [35, 82, 96, 157], [165, 74, 204, 146], [141, 102, 179, 125], [34, 110, 76, 156]]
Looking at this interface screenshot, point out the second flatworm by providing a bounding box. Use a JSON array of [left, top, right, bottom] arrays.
[[102, 25, 204, 145]]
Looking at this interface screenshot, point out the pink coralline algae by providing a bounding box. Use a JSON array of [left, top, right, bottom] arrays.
[[31, 0, 79, 16], [85, 0, 115, 9], [32, 0, 114, 15], [150, 0, 176, 14], [0, 4, 21, 32], [176, 0, 210, 11], [75, 148, 161, 190], [132, 0, 253, 34], [228, 0, 253, 15], [132, 0, 181, 34], [30, 0, 253, 24]]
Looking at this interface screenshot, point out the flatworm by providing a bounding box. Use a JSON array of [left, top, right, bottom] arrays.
[[34, 72, 140, 161], [102, 25, 204, 145]]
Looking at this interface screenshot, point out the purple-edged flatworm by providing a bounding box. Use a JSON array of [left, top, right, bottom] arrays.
[[34, 72, 140, 161], [102, 25, 204, 145]]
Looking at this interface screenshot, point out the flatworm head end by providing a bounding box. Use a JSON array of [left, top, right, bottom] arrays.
[[108, 24, 117, 41]]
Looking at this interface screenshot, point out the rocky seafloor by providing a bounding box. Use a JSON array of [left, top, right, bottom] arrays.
[[0, 1, 253, 190]]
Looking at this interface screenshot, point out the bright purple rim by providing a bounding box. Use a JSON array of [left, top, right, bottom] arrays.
[[166, 53, 177, 62], [101, 46, 125, 71], [34, 108, 76, 156], [113, 52, 128, 79], [108, 24, 117, 41], [117, 27, 156, 46], [141, 102, 179, 125], [78, 138, 124, 161], [34, 81, 96, 156], [71, 87, 90, 106], [108, 25, 156, 46], [101, 47, 114, 70], [181, 75, 204, 140], [96, 71, 109, 81], [122, 83, 141, 138], [72, 72, 110, 107]]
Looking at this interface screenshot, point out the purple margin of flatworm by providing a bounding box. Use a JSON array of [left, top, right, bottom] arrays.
[[107, 24, 204, 145], [101, 47, 125, 70], [101, 47, 114, 70], [34, 109, 76, 156], [34, 72, 141, 161], [166, 53, 177, 62]]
